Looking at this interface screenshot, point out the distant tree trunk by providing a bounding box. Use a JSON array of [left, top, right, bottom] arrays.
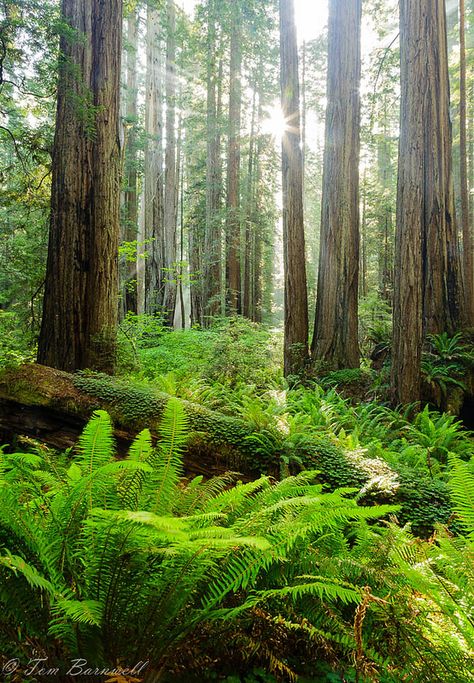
[[38, 0, 122, 373], [122, 10, 139, 316], [280, 0, 309, 377], [217, 57, 225, 316], [243, 82, 257, 320], [460, 0, 474, 324], [252, 73, 265, 324], [360, 169, 368, 298], [203, 0, 222, 322], [392, 0, 464, 406], [226, 3, 242, 314], [163, 0, 178, 326], [311, 0, 361, 370], [377, 128, 394, 303], [144, 4, 165, 317]]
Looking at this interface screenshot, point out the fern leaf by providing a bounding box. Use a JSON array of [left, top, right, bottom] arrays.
[[76, 410, 115, 474], [150, 399, 189, 515]]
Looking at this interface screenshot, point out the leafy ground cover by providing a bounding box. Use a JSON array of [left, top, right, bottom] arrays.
[[0, 316, 473, 681]]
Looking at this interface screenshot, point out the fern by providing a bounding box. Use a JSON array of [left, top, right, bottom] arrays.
[[448, 455, 474, 538], [148, 398, 189, 515], [0, 408, 472, 680]]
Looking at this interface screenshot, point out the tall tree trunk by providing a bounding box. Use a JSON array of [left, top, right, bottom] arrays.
[[377, 123, 393, 302], [252, 73, 265, 324], [420, 1, 464, 336], [460, 0, 474, 324], [280, 0, 309, 377], [311, 0, 361, 370], [38, 0, 122, 373], [360, 169, 368, 299], [203, 0, 222, 322], [122, 10, 139, 316], [162, 0, 178, 326], [144, 4, 165, 316], [225, 3, 242, 314], [392, 0, 464, 406], [243, 82, 257, 320]]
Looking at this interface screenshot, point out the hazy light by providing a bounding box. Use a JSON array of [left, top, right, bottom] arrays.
[[262, 105, 288, 140], [294, 0, 328, 43]]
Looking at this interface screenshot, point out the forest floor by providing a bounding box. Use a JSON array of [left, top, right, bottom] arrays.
[[0, 315, 473, 682]]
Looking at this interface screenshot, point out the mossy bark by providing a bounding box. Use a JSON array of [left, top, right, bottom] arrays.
[[0, 364, 400, 492]]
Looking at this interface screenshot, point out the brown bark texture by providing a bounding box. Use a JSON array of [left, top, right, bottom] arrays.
[[280, 0, 309, 377], [311, 0, 361, 371], [392, 0, 464, 406], [37, 0, 122, 373], [419, 0, 464, 336], [460, 0, 474, 324]]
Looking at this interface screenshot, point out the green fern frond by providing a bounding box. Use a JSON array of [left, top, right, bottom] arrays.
[[448, 456, 474, 538], [0, 552, 55, 594], [117, 428, 153, 511], [149, 398, 189, 515], [76, 410, 115, 475]]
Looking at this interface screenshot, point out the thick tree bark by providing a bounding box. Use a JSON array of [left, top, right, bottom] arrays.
[[144, 5, 165, 317], [122, 10, 139, 316], [311, 0, 361, 371], [37, 0, 122, 373], [225, 4, 242, 314], [460, 0, 474, 324], [279, 0, 309, 377], [392, 0, 464, 406], [163, 0, 178, 326], [420, 2, 464, 336]]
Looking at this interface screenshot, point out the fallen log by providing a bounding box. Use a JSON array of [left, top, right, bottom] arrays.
[[0, 364, 398, 490], [0, 364, 259, 478]]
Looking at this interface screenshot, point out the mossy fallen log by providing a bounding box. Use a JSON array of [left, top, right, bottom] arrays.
[[0, 364, 399, 491], [0, 364, 257, 478]]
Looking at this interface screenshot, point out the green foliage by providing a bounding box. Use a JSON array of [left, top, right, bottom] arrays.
[[421, 333, 474, 405], [0, 408, 404, 679], [136, 317, 282, 391], [319, 368, 373, 389], [0, 310, 35, 367], [403, 405, 473, 463], [358, 294, 392, 355], [396, 473, 453, 537]]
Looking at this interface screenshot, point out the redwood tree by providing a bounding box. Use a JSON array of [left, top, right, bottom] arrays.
[[280, 0, 309, 377], [144, 2, 165, 316], [122, 9, 139, 316], [203, 0, 223, 321], [163, 0, 178, 326], [311, 0, 362, 371], [225, 1, 242, 314], [460, 0, 474, 325], [392, 0, 464, 405], [38, 0, 122, 372]]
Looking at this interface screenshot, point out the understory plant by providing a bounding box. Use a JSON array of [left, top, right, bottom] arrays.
[[0, 402, 396, 680], [0, 400, 472, 681]]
